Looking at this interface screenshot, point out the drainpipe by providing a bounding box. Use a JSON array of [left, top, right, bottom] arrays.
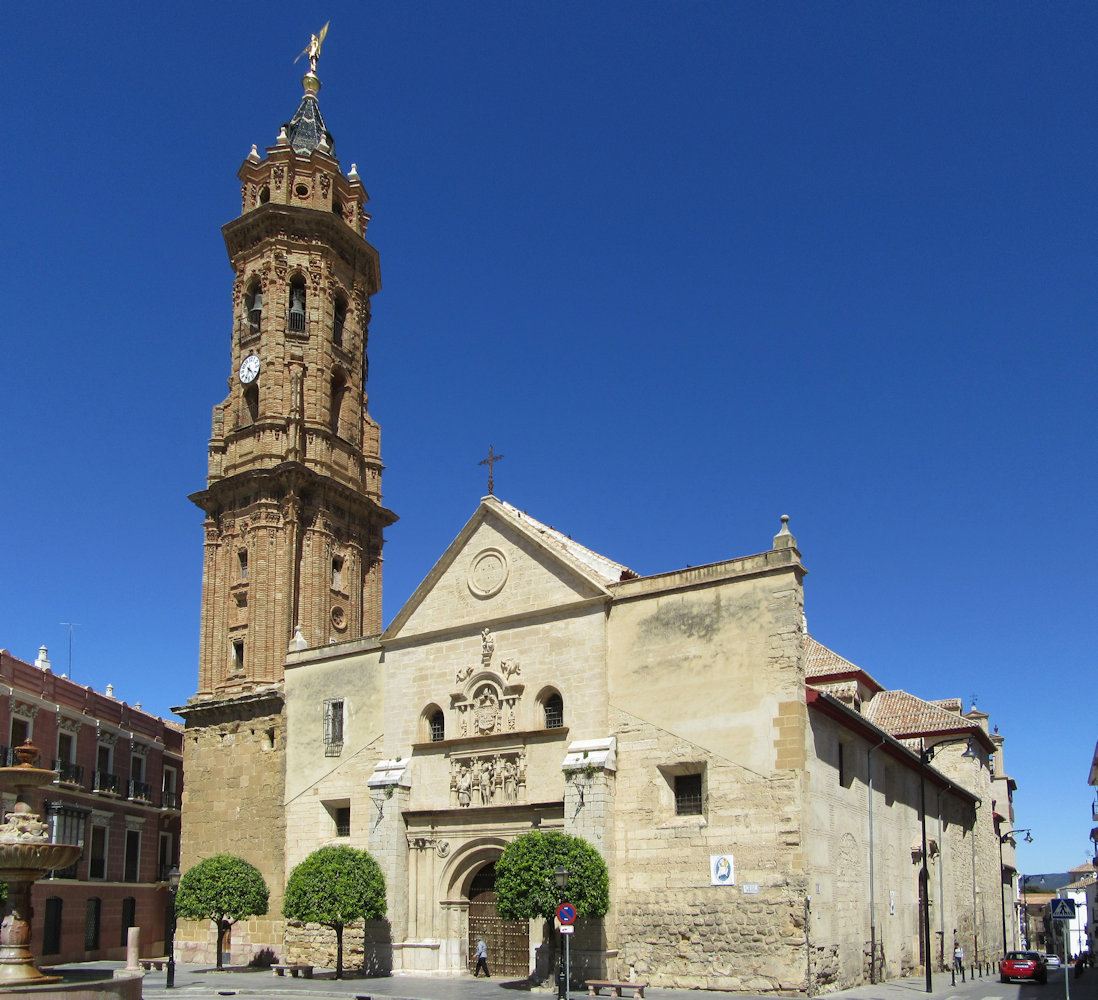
[[971, 800, 981, 968], [867, 737, 887, 984], [937, 789, 947, 972]]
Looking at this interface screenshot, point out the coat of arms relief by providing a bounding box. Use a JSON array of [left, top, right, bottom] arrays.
[[451, 628, 524, 738], [447, 627, 528, 806]]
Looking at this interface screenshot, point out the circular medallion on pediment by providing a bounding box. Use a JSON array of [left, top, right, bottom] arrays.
[[468, 548, 508, 598], [331, 606, 346, 631]]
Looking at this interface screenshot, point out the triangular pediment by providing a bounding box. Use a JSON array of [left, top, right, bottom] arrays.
[[384, 497, 633, 641]]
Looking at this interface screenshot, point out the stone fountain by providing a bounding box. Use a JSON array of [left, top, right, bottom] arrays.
[[0, 741, 82, 986]]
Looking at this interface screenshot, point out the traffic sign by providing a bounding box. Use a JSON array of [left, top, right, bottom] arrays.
[[557, 902, 577, 925], [1051, 898, 1076, 919], [560, 925, 575, 934]]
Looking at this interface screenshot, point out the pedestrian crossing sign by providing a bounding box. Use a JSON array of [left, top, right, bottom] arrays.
[[1051, 898, 1076, 919]]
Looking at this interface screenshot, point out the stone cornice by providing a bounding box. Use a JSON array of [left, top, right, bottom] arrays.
[[222, 205, 379, 292], [172, 687, 285, 725]]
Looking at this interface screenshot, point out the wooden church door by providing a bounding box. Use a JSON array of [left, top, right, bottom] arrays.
[[468, 862, 529, 978]]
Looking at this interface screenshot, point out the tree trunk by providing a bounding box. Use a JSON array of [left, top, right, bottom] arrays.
[[215, 920, 227, 971], [335, 924, 344, 979]]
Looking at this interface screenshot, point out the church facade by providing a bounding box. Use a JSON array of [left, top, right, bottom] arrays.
[[177, 54, 1020, 992]]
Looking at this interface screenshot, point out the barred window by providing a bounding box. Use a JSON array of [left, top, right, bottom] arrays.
[[324, 699, 344, 755], [674, 773, 703, 816], [335, 807, 350, 837], [429, 710, 445, 743], [544, 693, 563, 729]]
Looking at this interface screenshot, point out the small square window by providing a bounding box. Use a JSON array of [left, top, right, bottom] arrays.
[[674, 773, 703, 816]]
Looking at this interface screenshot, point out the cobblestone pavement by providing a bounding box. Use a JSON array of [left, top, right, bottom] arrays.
[[47, 960, 1097, 1000]]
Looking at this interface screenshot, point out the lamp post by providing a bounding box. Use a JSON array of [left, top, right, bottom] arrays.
[[997, 829, 1032, 958], [166, 865, 181, 989], [555, 866, 569, 1000], [919, 738, 977, 994]]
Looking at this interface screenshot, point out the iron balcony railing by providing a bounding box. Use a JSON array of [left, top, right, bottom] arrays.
[[93, 771, 121, 795], [161, 789, 181, 810], [52, 760, 85, 786], [128, 780, 153, 802]]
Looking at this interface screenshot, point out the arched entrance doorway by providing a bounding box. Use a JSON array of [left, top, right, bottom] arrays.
[[467, 862, 529, 978]]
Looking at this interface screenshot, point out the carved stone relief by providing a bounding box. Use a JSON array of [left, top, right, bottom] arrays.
[[450, 750, 526, 808]]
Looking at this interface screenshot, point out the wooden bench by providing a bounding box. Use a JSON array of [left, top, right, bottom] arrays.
[[139, 958, 169, 971], [272, 964, 314, 978], [586, 980, 648, 998]]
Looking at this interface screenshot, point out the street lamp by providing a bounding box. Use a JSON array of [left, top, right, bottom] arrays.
[[166, 865, 181, 989], [554, 866, 569, 1000], [998, 829, 1032, 959], [919, 738, 977, 994]]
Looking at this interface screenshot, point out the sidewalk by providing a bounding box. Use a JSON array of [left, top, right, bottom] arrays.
[[48, 960, 1098, 1000]]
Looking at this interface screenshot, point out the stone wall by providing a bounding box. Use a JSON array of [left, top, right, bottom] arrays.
[[176, 694, 287, 964]]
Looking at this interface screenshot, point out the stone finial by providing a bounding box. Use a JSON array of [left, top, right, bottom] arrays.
[[34, 645, 50, 672], [106, 683, 115, 699], [347, 163, 360, 182], [318, 133, 331, 154], [247, 143, 261, 164], [773, 514, 798, 550], [276, 125, 290, 147], [289, 625, 308, 652]]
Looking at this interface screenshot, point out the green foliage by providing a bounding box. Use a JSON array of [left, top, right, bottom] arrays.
[[494, 831, 609, 922], [175, 854, 269, 968], [176, 854, 270, 925], [283, 845, 386, 927], [283, 846, 386, 979]]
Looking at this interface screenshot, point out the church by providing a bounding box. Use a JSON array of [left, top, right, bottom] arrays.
[[175, 47, 1021, 993]]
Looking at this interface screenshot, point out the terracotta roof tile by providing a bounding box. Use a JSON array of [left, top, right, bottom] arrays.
[[863, 689, 982, 739], [805, 637, 862, 678]]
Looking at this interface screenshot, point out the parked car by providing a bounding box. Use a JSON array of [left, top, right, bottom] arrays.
[[1001, 951, 1047, 983], [1045, 954, 1062, 969]]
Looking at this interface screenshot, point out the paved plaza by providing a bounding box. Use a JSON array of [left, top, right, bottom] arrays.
[[45, 960, 1096, 1000]]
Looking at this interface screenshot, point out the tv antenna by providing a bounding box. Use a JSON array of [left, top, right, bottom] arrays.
[[59, 622, 80, 680]]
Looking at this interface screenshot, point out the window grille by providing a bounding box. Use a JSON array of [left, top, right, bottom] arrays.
[[324, 699, 344, 755], [289, 280, 306, 332], [335, 807, 350, 837], [544, 693, 564, 729], [674, 773, 703, 816], [429, 711, 445, 742]]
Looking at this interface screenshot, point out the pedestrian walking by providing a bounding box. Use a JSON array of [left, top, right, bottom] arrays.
[[474, 937, 490, 978], [954, 943, 965, 981]]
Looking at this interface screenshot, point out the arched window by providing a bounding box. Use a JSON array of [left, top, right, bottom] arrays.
[[544, 693, 563, 729], [259, 186, 270, 204], [245, 280, 263, 334], [429, 709, 445, 743], [288, 276, 307, 332], [333, 295, 347, 347], [329, 371, 346, 435]]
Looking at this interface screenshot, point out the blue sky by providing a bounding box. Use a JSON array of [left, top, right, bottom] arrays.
[[3, 3, 1094, 876]]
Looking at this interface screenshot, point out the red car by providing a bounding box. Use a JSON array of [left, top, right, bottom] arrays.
[[1000, 951, 1047, 983]]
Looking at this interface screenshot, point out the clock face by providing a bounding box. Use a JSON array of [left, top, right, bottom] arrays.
[[239, 354, 261, 384]]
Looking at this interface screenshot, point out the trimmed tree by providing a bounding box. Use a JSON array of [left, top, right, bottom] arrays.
[[282, 845, 386, 978], [175, 854, 269, 970], [495, 830, 609, 921]]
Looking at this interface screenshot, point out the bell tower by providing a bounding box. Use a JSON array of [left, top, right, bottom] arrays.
[[190, 68, 395, 693], [176, 40, 396, 963]]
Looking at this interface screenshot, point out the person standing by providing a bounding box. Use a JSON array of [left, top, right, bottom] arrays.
[[474, 937, 490, 978], [954, 943, 965, 981]]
